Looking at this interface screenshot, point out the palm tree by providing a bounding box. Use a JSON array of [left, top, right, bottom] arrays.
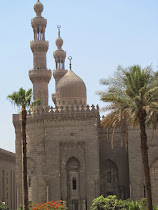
[[98, 65, 158, 210], [7, 88, 33, 210]]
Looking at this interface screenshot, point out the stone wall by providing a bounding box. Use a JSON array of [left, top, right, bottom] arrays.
[[0, 148, 16, 210], [128, 126, 158, 205], [14, 105, 100, 210]]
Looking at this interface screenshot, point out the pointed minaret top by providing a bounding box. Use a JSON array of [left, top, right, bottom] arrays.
[[34, 0, 43, 16]]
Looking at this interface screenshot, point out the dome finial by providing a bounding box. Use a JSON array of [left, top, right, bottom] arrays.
[[57, 25, 61, 37], [55, 25, 63, 49], [68, 56, 72, 70], [34, 0, 43, 16]]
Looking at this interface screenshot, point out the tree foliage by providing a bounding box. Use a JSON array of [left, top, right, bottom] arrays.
[[7, 88, 33, 109], [98, 65, 158, 147], [7, 87, 35, 210], [98, 65, 158, 210]]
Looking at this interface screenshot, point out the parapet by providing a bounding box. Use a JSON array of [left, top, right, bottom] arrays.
[[27, 104, 100, 121]]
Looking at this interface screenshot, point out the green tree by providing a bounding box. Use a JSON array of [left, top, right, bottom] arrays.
[[98, 65, 158, 210], [7, 88, 33, 210]]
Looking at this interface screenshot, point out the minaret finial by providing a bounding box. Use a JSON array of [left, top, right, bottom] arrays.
[[57, 25, 61, 37], [68, 56, 72, 70]]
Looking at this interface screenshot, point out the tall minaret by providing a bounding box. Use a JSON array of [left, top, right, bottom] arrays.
[[52, 26, 68, 105], [29, 0, 51, 106]]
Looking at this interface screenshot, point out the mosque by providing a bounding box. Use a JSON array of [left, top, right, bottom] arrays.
[[12, 1, 158, 210]]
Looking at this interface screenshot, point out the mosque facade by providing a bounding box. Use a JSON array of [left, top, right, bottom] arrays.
[[13, 1, 158, 210]]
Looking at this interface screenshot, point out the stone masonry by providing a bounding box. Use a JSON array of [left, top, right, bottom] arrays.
[[13, 1, 158, 210], [0, 148, 16, 210]]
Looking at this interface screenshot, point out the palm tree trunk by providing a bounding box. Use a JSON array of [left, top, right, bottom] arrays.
[[22, 108, 28, 210], [138, 109, 152, 210]]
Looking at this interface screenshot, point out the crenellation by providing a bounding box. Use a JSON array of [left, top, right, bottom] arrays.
[[28, 104, 99, 118]]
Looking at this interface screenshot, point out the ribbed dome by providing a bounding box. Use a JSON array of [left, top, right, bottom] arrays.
[[34, 0, 43, 16], [56, 70, 87, 105]]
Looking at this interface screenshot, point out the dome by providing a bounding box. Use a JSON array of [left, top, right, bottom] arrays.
[[55, 36, 63, 49], [34, 0, 43, 16], [56, 70, 87, 105]]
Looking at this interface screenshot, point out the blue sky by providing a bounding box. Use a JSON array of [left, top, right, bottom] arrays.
[[0, 0, 158, 152]]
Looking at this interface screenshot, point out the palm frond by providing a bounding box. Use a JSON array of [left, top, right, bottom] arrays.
[[7, 87, 33, 110], [99, 64, 158, 148]]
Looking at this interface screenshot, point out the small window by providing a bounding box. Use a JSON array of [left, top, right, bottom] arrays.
[[144, 185, 146, 198], [29, 176, 31, 187], [107, 172, 112, 183], [72, 177, 77, 190], [113, 174, 115, 182]]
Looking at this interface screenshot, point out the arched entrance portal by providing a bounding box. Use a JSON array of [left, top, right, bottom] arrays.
[[100, 159, 120, 198], [66, 157, 80, 210]]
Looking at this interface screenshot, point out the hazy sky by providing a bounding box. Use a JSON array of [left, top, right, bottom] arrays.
[[0, 0, 158, 152]]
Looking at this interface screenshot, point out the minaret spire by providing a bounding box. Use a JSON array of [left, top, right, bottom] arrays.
[[29, 1, 51, 106], [57, 25, 61, 37], [68, 56, 72, 70]]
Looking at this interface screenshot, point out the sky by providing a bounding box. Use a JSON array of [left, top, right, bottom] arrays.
[[0, 0, 158, 153]]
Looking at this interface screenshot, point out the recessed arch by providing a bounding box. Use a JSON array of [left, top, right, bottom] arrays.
[[150, 158, 158, 204], [66, 156, 80, 171], [66, 156, 80, 210], [100, 159, 120, 198]]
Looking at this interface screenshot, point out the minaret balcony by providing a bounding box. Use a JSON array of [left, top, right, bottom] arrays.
[[53, 49, 66, 59], [29, 69, 51, 83], [30, 40, 49, 52], [31, 17, 47, 28]]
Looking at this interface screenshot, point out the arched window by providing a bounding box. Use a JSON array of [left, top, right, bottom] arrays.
[[72, 177, 77, 190], [107, 171, 112, 183]]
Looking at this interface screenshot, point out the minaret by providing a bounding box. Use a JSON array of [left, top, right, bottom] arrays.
[[53, 26, 68, 89], [52, 26, 68, 105], [29, 0, 51, 106]]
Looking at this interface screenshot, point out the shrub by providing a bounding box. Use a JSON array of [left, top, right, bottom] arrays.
[[125, 200, 140, 210], [91, 196, 158, 210], [0, 201, 8, 210], [17, 201, 68, 210], [91, 195, 127, 210]]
